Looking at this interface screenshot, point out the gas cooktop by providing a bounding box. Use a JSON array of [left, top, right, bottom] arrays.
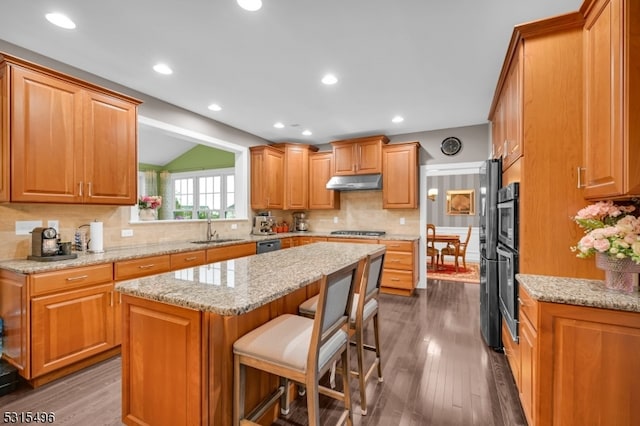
[[330, 230, 386, 237]]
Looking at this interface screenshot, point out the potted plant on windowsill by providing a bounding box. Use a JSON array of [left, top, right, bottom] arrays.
[[138, 195, 162, 221]]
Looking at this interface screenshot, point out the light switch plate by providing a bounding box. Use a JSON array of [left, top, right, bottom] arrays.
[[48, 220, 59, 232], [121, 229, 134, 237], [399, 217, 405, 225], [16, 220, 43, 235], [333, 217, 339, 224]]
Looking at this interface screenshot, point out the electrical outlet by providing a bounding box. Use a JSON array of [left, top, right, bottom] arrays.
[[333, 217, 339, 224], [231, 223, 238, 230], [16, 220, 43, 235], [121, 229, 134, 237], [400, 217, 406, 225], [48, 220, 59, 232]]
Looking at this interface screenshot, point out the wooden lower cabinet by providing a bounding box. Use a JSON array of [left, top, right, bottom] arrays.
[[31, 282, 115, 377], [114, 255, 171, 281], [508, 286, 640, 425], [379, 239, 418, 296], [207, 242, 256, 262]]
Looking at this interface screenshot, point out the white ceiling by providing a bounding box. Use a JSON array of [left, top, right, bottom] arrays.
[[1, 0, 582, 150]]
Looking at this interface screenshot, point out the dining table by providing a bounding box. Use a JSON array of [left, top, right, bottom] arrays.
[[428, 234, 461, 271]]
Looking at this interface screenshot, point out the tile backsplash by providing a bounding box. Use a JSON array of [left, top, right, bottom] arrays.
[[0, 191, 419, 260]]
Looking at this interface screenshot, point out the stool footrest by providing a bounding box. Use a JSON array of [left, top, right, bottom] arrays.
[[245, 385, 285, 423]]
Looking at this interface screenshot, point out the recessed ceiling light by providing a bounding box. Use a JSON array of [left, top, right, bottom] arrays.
[[208, 103, 222, 111], [237, 0, 262, 11], [153, 63, 173, 75], [45, 13, 76, 29], [302, 130, 312, 136], [392, 115, 404, 123], [273, 122, 285, 129], [321, 74, 338, 85]]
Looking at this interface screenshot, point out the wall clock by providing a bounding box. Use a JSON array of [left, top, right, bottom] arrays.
[[441, 137, 462, 156]]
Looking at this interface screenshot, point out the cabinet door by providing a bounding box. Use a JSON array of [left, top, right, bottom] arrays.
[[0, 65, 9, 202], [382, 143, 418, 208], [250, 146, 284, 209], [10, 65, 83, 203], [31, 283, 115, 377], [309, 152, 340, 209], [519, 314, 536, 426], [283, 144, 309, 210], [357, 140, 383, 174], [332, 144, 356, 175], [584, 0, 624, 198], [503, 49, 522, 169], [83, 90, 138, 205], [492, 97, 505, 160]]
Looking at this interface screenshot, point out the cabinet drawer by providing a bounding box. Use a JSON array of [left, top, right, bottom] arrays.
[[114, 255, 171, 281], [206, 242, 256, 263], [326, 237, 375, 244], [380, 240, 413, 252], [518, 287, 538, 330], [381, 268, 414, 290], [170, 250, 206, 271], [502, 320, 520, 387], [383, 251, 413, 271], [31, 264, 113, 296]]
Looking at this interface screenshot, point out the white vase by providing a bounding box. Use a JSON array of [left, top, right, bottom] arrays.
[[139, 209, 157, 221]]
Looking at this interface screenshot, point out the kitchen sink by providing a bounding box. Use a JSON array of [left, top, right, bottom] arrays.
[[191, 238, 243, 244]]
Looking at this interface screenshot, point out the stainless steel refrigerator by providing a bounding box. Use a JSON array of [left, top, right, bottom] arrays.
[[479, 158, 502, 350]]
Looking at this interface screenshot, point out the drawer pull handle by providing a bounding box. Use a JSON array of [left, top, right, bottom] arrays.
[[184, 257, 198, 261], [138, 264, 156, 269], [391, 278, 400, 282], [66, 275, 89, 281]]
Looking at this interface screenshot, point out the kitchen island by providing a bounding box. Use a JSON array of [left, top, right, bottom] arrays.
[[115, 242, 385, 426]]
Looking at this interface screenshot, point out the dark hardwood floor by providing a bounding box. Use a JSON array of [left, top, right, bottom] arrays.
[[0, 279, 525, 425]]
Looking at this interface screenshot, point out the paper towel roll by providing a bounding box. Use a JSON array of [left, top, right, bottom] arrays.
[[88, 221, 104, 253]]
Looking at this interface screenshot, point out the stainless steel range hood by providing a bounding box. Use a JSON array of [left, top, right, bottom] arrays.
[[325, 174, 382, 191]]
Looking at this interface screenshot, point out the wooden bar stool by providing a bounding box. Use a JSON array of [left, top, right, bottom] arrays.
[[233, 260, 361, 426], [299, 247, 386, 415]]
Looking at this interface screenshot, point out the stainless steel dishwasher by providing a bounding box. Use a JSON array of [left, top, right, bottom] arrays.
[[256, 239, 281, 254]]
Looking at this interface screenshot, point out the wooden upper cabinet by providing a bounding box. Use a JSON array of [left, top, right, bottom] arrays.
[[331, 135, 389, 175], [490, 43, 522, 170], [250, 145, 284, 210], [0, 66, 9, 202], [583, 0, 640, 199], [1, 54, 141, 205], [382, 142, 419, 209], [82, 91, 138, 204], [308, 151, 340, 210], [272, 143, 318, 210]]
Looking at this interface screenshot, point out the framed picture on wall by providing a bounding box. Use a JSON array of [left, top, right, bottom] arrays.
[[446, 189, 475, 215]]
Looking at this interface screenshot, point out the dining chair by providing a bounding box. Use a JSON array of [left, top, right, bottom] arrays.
[[426, 224, 439, 269], [233, 260, 361, 426], [298, 247, 386, 416], [440, 225, 472, 272]]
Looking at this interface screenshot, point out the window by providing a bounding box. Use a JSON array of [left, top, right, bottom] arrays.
[[171, 168, 235, 219]]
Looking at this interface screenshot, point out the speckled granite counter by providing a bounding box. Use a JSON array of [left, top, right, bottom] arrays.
[[116, 242, 386, 315], [517, 274, 640, 313], [0, 232, 417, 275]]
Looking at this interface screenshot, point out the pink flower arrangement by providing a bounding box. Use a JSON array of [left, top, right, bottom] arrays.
[[138, 195, 162, 210], [572, 200, 640, 263]]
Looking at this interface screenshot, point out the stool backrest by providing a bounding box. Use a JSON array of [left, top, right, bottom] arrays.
[[308, 260, 361, 367], [362, 248, 386, 300]]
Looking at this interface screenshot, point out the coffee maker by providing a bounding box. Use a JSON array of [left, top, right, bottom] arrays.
[[292, 212, 309, 232], [252, 215, 275, 235]]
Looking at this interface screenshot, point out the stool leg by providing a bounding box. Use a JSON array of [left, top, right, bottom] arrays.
[[355, 326, 367, 415], [306, 372, 320, 426], [373, 313, 383, 381], [279, 377, 290, 415], [342, 345, 353, 426]]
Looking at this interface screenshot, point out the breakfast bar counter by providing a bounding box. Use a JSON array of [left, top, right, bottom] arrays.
[[115, 242, 385, 426]]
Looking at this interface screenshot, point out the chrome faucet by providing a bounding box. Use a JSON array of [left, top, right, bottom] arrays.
[[206, 210, 218, 241]]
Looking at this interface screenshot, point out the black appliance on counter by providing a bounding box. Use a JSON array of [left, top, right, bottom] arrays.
[[497, 182, 520, 343], [330, 230, 386, 237], [479, 159, 503, 349]]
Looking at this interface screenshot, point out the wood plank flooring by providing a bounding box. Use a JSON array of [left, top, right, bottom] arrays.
[[0, 279, 525, 425]]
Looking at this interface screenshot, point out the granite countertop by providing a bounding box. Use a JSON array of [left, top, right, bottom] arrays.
[[517, 274, 640, 313], [0, 231, 419, 274], [115, 242, 386, 316]]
